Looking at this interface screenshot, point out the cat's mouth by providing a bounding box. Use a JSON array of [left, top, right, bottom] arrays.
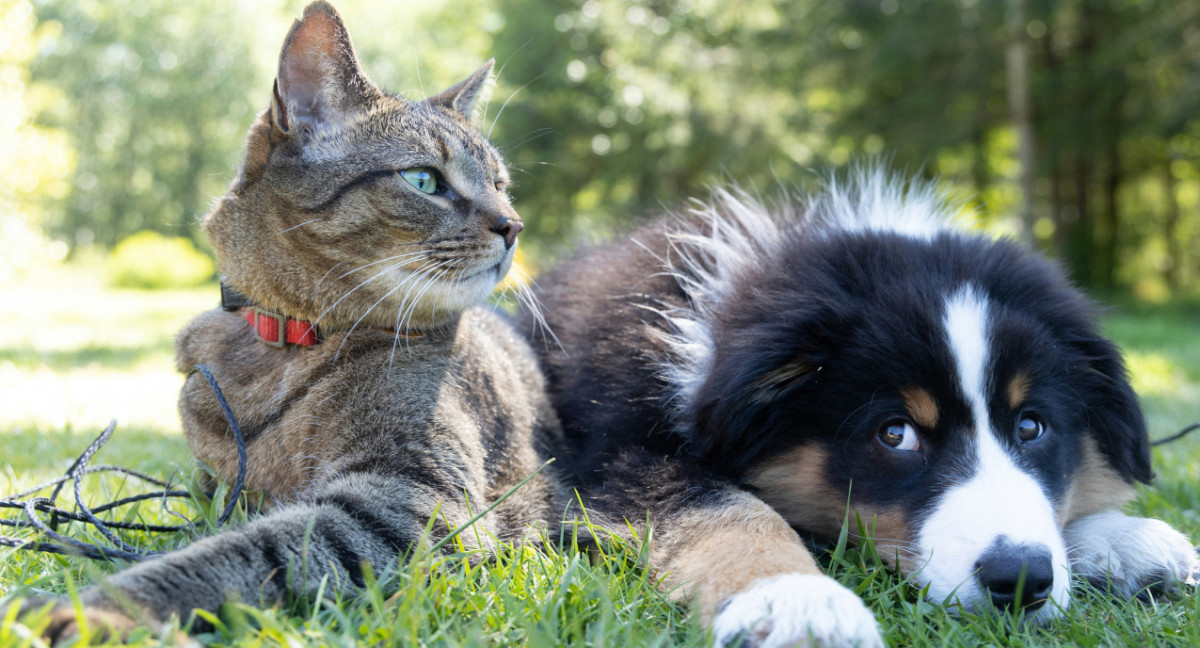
[[463, 251, 513, 282]]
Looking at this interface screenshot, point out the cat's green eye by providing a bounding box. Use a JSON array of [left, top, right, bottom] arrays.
[[400, 168, 440, 194]]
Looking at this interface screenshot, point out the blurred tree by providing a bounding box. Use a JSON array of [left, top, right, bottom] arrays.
[[1033, 0, 1200, 290], [15, 0, 1200, 293], [30, 0, 267, 249], [0, 0, 72, 282], [489, 0, 852, 260], [819, 0, 1200, 292], [1007, 0, 1036, 242], [822, 1, 1014, 225]]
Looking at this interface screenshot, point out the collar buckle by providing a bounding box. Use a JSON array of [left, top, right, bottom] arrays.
[[220, 280, 251, 312], [250, 308, 287, 348]]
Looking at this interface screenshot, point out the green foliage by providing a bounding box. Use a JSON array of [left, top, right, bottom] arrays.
[[108, 230, 214, 290], [488, 0, 852, 257], [1, 271, 1199, 646], [0, 0, 73, 283], [11, 0, 1200, 286], [30, 0, 269, 248]]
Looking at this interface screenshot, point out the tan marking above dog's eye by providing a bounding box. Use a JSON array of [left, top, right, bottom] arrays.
[[1007, 371, 1032, 410], [900, 387, 939, 429]]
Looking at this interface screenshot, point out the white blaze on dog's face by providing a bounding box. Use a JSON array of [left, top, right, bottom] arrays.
[[913, 286, 1069, 619], [665, 176, 1155, 622], [732, 232, 1152, 622]]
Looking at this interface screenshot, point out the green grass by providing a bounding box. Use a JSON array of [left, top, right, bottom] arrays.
[[1, 266, 1198, 647]]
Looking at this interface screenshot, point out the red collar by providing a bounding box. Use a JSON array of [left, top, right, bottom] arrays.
[[221, 281, 422, 349], [242, 307, 320, 347]]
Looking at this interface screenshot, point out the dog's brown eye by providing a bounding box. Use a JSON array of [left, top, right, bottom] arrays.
[[1017, 414, 1046, 442], [878, 420, 920, 452]]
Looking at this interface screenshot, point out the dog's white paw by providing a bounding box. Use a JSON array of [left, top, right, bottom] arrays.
[[1064, 510, 1200, 598], [711, 573, 883, 648]]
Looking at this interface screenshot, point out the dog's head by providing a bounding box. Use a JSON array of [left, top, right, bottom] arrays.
[[665, 180, 1150, 620]]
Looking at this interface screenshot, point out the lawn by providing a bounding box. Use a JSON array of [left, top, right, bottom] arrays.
[[0, 266, 1197, 647]]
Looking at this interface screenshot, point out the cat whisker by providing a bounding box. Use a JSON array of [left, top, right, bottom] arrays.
[[280, 218, 323, 233], [314, 256, 428, 329], [388, 267, 433, 374], [501, 128, 554, 155], [487, 74, 544, 140], [386, 258, 456, 369], [336, 259, 448, 363], [399, 261, 454, 342], [314, 250, 433, 301], [388, 261, 455, 367], [333, 250, 433, 283], [312, 260, 350, 297], [387, 303, 405, 379], [483, 38, 533, 121], [414, 52, 427, 102], [429, 265, 466, 336], [505, 165, 543, 180], [506, 265, 561, 350], [489, 275, 515, 311]]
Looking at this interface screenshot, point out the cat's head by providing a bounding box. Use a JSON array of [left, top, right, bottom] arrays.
[[205, 1, 519, 332]]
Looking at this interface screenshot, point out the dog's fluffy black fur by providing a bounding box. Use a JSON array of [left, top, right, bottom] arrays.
[[535, 177, 1149, 494], [525, 171, 1196, 647]]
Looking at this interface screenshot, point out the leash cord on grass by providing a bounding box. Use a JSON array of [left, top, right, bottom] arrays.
[[1151, 422, 1200, 447], [0, 365, 1195, 561], [0, 364, 248, 562]]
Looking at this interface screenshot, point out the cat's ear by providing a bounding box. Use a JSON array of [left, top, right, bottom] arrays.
[[271, 1, 376, 135], [426, 60, 495, 125]]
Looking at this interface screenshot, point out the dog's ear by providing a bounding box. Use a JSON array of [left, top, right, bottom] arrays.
[[686, 308, 833, 475], [1031, 263, 1154, 484], [983, 247, 1153, 485], [1070, 334, 1153, 484]]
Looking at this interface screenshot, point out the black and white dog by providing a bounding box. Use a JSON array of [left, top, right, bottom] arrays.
[[529, 169, 1198, 647]]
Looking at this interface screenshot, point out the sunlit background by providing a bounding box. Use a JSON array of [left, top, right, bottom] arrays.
[[0, 0, 1197, 476]]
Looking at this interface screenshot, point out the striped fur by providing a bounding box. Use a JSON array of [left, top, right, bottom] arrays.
[[14, 3, 562, 642]]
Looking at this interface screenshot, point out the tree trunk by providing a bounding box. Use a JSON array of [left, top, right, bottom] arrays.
[[972, 126, 989, 211], [1006, 0, 1036, 244], [1041, 22, 1068, 258], [1066, 0, 1098, 287], [1099, 93, 1123, 289], [1071, 156, 1093, 286], [1162, 152, 1182, 289], [1050, 158, 1067, 255]]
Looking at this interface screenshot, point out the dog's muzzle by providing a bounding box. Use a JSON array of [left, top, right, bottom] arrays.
[[976, 538, 1055, 611]]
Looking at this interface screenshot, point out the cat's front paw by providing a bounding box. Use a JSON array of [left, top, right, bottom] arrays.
[[2, 597, 136, 646], [1065, 510, 1200, 598], [3, 596, 186, 647], [711, 573, 883, 648]]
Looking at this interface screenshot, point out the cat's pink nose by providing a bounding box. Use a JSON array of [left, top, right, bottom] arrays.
[[492, 216, 523, 249]]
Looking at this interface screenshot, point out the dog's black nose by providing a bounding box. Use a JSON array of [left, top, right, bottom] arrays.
[[976, 540, 1054, 611]]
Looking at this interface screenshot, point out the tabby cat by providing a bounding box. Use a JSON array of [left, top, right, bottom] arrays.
[[12, 2, 562, 640]]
